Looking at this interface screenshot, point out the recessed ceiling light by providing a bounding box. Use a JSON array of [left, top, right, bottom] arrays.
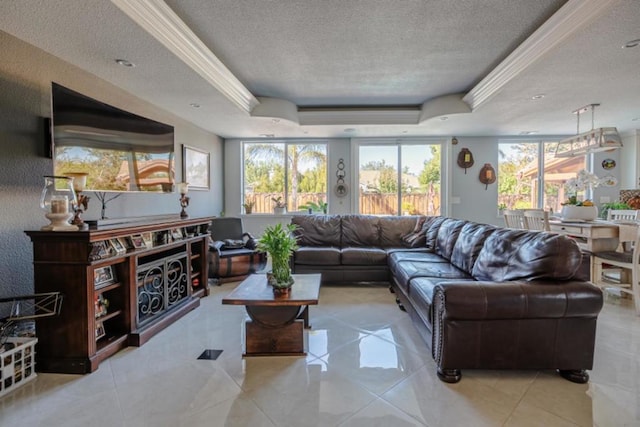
[[622, 38, 640, 48], [519, 131, 538, 135], [115, 59, 135, 67], [259, 133, 275, 138], [531, 94, 545, 100], [189, 103, 200, 108], [440, 116, 449, 121]]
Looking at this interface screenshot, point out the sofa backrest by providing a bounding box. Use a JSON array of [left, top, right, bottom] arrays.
[[341, 215, 380, 247], [450, 222, 497, 273], [291, 215, 342, 247], [472, 228, 582, 281], [379, 216, 423, 247], [435, 218, 466, 260], [424, 216, 447, 250]]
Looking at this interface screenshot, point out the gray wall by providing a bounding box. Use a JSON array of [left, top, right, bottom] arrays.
[[0, 31, 223, 298]]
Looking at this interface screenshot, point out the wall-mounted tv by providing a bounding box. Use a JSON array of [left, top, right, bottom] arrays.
[[51, 82, 175, 193]]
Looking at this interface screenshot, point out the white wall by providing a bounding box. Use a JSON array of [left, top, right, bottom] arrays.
[[619, 130, 640, 190], [449, 137, 502, 226]]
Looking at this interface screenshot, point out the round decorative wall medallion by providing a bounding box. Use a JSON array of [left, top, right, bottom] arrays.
[[602, 159, 616, 170]]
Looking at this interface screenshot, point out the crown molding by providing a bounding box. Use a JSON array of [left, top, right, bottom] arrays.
[[463, 0, 616, 110], [111, 0, 259, 114]]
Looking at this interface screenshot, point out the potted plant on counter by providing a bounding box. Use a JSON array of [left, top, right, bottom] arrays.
[[243, 196, 255, 214], [257, 223, 298, 295], [561, 169, 601, 221], [271, 196, 287, 215]]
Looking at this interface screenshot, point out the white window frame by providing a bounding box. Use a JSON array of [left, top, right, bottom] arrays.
[[351, 138, 448, 216], [498, 138, 592, 209], [241, 139, 328, 213]]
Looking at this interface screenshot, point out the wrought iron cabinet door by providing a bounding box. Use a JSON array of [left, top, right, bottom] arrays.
[[136, 251, 189, 327]]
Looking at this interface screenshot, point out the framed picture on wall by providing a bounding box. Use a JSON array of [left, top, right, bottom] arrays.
[[182, 145, 210, 190]]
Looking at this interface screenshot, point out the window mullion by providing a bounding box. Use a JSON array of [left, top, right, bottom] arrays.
[[397, 144, 402, 215]]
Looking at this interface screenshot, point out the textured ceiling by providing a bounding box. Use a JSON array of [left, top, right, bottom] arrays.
[[0, 0, 638, 138]]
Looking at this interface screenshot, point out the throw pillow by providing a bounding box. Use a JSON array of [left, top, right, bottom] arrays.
[[402, 217, 427, 248]]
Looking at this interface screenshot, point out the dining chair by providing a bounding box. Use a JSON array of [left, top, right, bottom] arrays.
[[523, 209, 550, 231], [503, 209, 526, 229], [591, 225, 640, 315], [607, 209, 639, 221]]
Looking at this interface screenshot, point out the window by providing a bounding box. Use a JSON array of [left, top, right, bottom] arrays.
[[243, 141, 327, 213], [498, 141, 586, 213], [357, 142, 441, 215]]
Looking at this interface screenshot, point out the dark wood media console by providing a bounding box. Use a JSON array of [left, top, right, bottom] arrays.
[[26, 216, 213, 374]]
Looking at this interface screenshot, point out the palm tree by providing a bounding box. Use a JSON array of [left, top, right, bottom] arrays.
[[244, 143, 326, 211]]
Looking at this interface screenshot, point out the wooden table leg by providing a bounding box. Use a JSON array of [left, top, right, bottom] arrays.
[[244, 305, 306, 356]]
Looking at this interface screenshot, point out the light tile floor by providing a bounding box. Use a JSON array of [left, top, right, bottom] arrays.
[[1, 284, 639, 426]]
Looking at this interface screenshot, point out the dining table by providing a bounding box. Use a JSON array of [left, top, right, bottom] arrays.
[[549, 218, 638, 281]]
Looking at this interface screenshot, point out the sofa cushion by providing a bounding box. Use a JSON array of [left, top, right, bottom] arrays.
[[472, 228, 583, 282], [435, 219, 466, 260], [291, 215, 342, 247], [341, 247, 388, 265], [388, 251, 450, 265], [293, 247, 341, 265], [391, 259, 471, 293], [450, 222, 497, 274], [379, 216, 422, 247], [342, 215, 380, 246]]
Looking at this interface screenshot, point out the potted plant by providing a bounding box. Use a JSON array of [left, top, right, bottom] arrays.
[[599, 201, 631, 219], [257, 223, 298, 294], [271, 196, 287, 215], [561, 170, 601, 221], [299, 200, 327, 214], [243, 196, 255, 214]]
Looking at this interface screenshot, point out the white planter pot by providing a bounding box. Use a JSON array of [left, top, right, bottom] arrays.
[[273, 207, 287, 215], [561, 205, 598, 221]]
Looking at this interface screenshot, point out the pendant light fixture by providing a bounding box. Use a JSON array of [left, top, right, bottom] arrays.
[[554, 104, 622, 158]]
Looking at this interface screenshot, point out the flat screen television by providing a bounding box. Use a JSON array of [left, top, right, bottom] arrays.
[[51, 82, 175, 193]]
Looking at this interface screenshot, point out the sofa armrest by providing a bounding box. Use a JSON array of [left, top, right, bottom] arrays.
[[209, 240, 224, 254], [242, 233, 258, 250], [432, 280, 603, 320]]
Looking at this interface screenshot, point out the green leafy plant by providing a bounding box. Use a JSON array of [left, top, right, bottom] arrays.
[[299, 200, 327, 214], [243, 196, 255, 214], [257, 223, 298, 287], [599, 201, 631, 219]]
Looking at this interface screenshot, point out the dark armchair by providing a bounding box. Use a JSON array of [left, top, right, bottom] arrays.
[[208, 217, 267, 285]]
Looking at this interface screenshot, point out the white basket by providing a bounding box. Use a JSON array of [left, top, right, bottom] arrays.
[[0, 337, 37, 398]]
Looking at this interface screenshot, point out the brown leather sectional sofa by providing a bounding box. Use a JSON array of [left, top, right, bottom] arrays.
[[291, 214, 603, 383]]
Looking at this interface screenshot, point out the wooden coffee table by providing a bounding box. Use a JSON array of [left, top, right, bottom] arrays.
[[222, 273, 321, 356]]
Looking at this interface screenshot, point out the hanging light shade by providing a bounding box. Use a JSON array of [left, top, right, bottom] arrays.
[[554, 104, 622, 158]]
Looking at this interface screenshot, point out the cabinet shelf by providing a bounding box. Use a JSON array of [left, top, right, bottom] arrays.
[[95, 309, 122, 323], [95, 282, 122, 294], [96, 333, 128, 354]]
